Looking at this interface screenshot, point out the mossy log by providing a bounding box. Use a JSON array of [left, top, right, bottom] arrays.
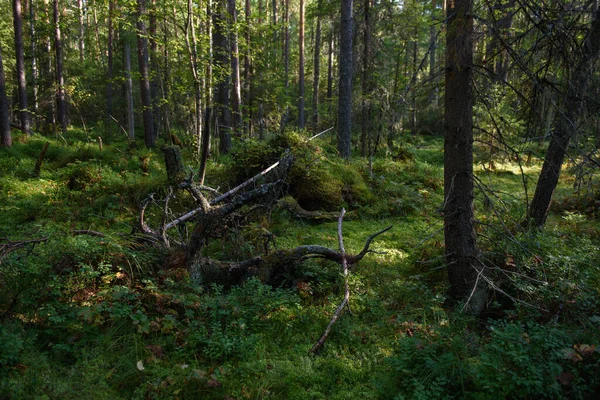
[[277, 196, 357, 222], [189, 226, 392, 286]]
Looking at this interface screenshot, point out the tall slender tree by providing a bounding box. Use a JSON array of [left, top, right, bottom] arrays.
[[13, 0, 30, 135], [444, 0, 485, 314], [527, 6, 600, 227], [106, 0, 115, 136], [28, 0, 38, 130], [77, 0, 85, 61], [338, 0, 353, 159], [298, 0, 305, 129], [136, 0, 156, 147], [125, 41, 135, 142], [0, 43, 11, 147], [54, 0, 67, 135], [214, 0, 232, 153], [311, 1, 322, 131], [229, 0, 242, 134]]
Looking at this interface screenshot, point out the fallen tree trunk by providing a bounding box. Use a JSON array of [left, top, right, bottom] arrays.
[[189, 224, 392, 286], [277, 196, 357, 222]]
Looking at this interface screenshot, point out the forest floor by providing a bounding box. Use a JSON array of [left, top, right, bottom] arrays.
[[1, 129, 599, 399]]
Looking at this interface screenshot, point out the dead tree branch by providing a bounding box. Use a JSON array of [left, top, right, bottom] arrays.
[[311, 208, 349, 354], [0, 236, 49, 265]]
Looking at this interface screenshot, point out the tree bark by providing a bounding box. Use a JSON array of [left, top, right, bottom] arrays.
[[326, 21, 334, 103], [124, 42, 135, 142], [527, 7, 600, 227], [444, 0, 485, 314], [312, 4, 322, 131], [360, 0, 371, 157], [298, 0, 305, 129], [0, 43, 11, 147], [54, 0, 67, 135], [106, 0, 114, 138], [136, 0, 156, 147], [428, 0, 437, 104], [229, 0, 242, 134], [185, 0, 202, 156], [28, 0, 38, 131], [213, 0, 231, 154], [337, 0, 353, 159], [77, 0, 85, 61], [13, 0, 30, 135], [244, 0, 252, 135], [149, 0, 160, 138]]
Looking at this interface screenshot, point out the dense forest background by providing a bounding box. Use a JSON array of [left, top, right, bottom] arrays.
[[1, 0, 600, 398]]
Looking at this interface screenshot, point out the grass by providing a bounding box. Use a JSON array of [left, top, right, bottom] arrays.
[[1, 129, 599, 399]]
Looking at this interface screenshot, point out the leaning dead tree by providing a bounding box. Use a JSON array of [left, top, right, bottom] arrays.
[[138, 148, 391, 288]]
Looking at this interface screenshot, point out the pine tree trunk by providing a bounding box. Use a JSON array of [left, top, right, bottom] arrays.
[[428, 0, 437, 104], [298, 0, 305, 129], [13, 0, 30, 135], [136, 0, 156, 147], [29, 0, 38, 130], [229, 0, 242, 135], [527, 7, 600, 227], [312, 5, 321, 131], [326, 21, 334, 103], [124, 42, 135, 142], [244, 0, 252, 135], [77, 0, 85, 61], [106, 0, 114, 138], [444, 0, 485, 314], [149, 0, 160, 138], [360, 0, 370, 157], [213, 0, 231, 154], [337, 0, 353, 159], [0, 43, 12, 147], [54, 0, 67, 135]]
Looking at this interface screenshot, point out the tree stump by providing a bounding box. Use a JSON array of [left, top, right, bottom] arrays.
[[163, 145, 186, 185]]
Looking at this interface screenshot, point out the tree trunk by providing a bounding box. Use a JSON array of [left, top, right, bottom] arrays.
[[106, 0, 114, 138], [244, 0, 252, 136], [54, 0, 67, 135], [28, 0, 38, 131], [527, 7, 600, 227], [13, 0, 30, 135], [360, 0, 370, 157], [213, 0, 231, 154], [185, 0, 202, 156], [410, 25, 418, 136], [337, 0, 353, 159], [124, 42, 135, 142], [298, 0, 305, 129], [199, 107, 212, 185], [312, 5, 322, 131], [444, 0, 485, 314], [279, 0, 290, 131], [0, 43, 11, 147], [136, 0, 156, 148], [428, 0, 437, 104], [77, 0, 85, 61], [326, 21, 334, 103], [149, 0, 160, 138], [229, 0, 242, 135]]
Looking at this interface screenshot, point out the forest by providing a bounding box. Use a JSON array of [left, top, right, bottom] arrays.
[[1, 0, 599, 398]]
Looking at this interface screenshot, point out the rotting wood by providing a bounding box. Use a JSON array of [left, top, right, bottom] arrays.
[[163, 151, 293, 231], [277, 196, 357, 222], [33, 141, 49, 178]]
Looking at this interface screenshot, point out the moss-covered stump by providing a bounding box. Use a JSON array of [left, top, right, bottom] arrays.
[[163, 145, 186, 185]]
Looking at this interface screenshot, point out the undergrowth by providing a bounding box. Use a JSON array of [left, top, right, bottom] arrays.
[[0, 131, 599, 399]]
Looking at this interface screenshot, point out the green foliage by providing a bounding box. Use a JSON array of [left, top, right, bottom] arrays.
[[0, 124, 599, 399], [385, 318, 600, 399]]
